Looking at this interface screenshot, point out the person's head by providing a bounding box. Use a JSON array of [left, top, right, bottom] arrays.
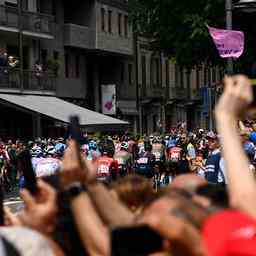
[[195, 184, 229, 209], [144, 142, 152, 152], [88, 140, 97, 151], [110, 175, 155, 212], [120, 141, 129, 152], [170, 174, 208, 194], [180, 133, 187, 145], [206, 132, 219, 151]]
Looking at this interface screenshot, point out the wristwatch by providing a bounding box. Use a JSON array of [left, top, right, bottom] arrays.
[[63, 182, 86, 201]]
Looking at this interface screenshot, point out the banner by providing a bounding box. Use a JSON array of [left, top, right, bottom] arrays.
[[101, 84, 116, 115], [208, 26, 244, 58]]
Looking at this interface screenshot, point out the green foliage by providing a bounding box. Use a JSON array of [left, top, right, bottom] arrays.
[[129, 0, 226, 69]]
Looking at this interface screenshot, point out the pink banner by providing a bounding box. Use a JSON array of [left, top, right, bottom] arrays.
[[208, 26, 244, 59]]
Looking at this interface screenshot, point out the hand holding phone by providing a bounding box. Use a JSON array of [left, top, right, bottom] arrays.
[[17, 150, 38, 195]]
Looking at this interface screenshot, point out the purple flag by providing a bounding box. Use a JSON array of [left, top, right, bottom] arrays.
[[208, 26, 244, 59]]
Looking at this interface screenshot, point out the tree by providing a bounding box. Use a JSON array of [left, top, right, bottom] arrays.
[[129, 0, 247, 71]]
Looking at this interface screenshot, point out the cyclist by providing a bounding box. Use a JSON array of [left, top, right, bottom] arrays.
[[135, 142, 155, 179], [87, 140, 101, 161], [97, 143, 119, 184], [114, 141, 133, 177]]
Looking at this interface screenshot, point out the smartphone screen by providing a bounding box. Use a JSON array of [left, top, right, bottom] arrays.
[[111, 225, 163, 256], [17, 150, 38, 195]]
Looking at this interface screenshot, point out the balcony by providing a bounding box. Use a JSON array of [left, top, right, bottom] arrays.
[[64, 23, 133, 55], [190, 88, 203, 101], [0, 68, 56, 94], [0, 5, 55, 39], [169, 87, 189, 100], [64, 24, 96, 49], [140, 86, 164, 100]]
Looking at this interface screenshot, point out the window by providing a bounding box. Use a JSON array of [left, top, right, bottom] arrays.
[[124, 15, 128, 37], [22, 0, 28, 10], [212, 67, 216, 83], [175, 65, 179, 86], [207, 68, 211, 86], [203, 66, 207, 86], [196, 68, 200, 89], [108, 10, 112, 33], [118, 13, 122, 36], [53, 51, 59, 60], [128, 63, 133, 85], [151, 58, 160, 86], [141, 56, 146, 87], [179, 67, 184, 88], [41, 49, 47, 69], [166, 60, 169, 87], [101, 8, 105, 31], [75, 56, 80, 78], [120, 62, 124, 82], [186, 71, 190, 90], [65, 53, 69, 78]]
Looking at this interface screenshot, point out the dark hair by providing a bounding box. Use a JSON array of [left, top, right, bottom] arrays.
[[196, 184, 229, 208]]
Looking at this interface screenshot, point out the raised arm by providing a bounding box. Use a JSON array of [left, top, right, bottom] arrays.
[[61, 141, 110, 256], [215, 75, 256, 218], [71, 192, 110, 256]]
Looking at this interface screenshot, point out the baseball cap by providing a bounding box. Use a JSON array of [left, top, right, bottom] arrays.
[[206, 131, 217, 140], [202, 210, 256, 256]]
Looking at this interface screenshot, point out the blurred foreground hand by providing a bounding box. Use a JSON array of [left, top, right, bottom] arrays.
[[19, 180, 57, 235], [61, 140, 97, 188]]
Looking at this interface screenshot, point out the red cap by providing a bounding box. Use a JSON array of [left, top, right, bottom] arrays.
[[202, 210, 256, 256]]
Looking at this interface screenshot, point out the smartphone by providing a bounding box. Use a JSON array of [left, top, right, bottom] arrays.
[[17, 150, 38, 195], [69, 115, 82, 147], [111, 225, 163, 256]]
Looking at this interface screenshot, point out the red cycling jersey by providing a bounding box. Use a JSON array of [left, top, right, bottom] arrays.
[[96, 156, 119, 178]]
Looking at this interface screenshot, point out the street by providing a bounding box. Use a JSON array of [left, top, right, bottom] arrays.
[[3, 188, 23, 213]]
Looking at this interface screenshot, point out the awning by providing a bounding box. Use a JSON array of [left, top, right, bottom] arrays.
[[0, 94, 128, 129]]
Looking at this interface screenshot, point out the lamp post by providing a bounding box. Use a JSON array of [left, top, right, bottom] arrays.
[[226, 0, 233, 74], [226, 0, 256, 74]]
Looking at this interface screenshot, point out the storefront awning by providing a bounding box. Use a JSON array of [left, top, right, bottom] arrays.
[[0, 94, 128, 129]]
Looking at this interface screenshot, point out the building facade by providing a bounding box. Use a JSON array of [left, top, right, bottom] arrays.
[[0, 0, 138, 137], [0, 0, 223, 137]]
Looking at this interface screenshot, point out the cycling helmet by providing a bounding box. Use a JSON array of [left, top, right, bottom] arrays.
[[45, 145, 56, 156], [89, 140, 97, 150], [31, 146, 43, 158], [120, 142, 129, 151]]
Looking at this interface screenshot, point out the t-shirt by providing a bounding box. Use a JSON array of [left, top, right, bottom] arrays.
[[205, 149, 225, 184], [35, 158, 61, 178], [0, 227, 55, 256]]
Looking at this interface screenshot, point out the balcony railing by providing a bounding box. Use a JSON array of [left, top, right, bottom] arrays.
[[0, 68, 56, 92], [140, 86, 164, 99], [170, 87, 189, 100], [0, 5, 55, 36]]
